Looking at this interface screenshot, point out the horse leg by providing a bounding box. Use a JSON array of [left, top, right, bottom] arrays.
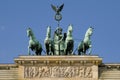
[[36, 49, 41, 55], [52, 47, 54, 55], [36, 51, 39, 55], [70, 48, 73, 55], [66, 49, 68, 55], [88, 45, 92, 55], [38, 50, 41, 55], [64, 45, 67, 55], [78, 50, 80, 55], [35, 46, 40, 55], [45, 48, 49, 55], [83, 44, 85, 55], [28, 46, 31, 55], [39, 47, 42, 55], [45, 43, 50, 55], [83, 49, 86, 55]]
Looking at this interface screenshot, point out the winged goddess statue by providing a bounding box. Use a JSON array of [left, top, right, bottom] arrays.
[[51, 4, 64, 21]]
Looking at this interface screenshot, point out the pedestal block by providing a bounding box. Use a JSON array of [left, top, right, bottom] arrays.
[[14, 55, 102, 80]]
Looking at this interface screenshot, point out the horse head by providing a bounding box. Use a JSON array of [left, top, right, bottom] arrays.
[[27, 28, 35, 40], [85, 27, 93, 37], [66, 24, 73, 40], [67, 24, 73, 34], [27, 28, 33, 38]]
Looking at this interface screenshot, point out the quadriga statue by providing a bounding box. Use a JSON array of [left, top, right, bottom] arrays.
[[53, 25, 74, 55]]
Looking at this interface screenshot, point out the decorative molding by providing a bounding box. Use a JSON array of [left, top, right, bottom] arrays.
[[14, 56, 102, 66], [0, 64, 18, 70], [99, 64, 120, 70]]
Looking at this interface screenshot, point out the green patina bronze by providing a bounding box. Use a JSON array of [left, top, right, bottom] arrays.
[[46, 25, 74, 55], [44, 26, 54, 55], [78, 27, 93, 55], [26, 4, 94, 56], [51, 4, 64, 22], [27, 28, 42, 55], [53, 26, 64, 55], [64, 24, 74, 55]]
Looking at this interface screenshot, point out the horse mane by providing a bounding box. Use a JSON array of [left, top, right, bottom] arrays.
[[85, 27, 93, 37], [28, 28, 36, 39]]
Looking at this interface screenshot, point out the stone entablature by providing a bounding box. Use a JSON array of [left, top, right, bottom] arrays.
[[14, 55, 102, 80], [0, 64, 18, 80], [100, 63, 120, 69], [99, 64, 120, 80], [0, 64, 18, 70], [99, 63, 120, 75], [14, 55, 102, 66], [0, 56, 120, 80]]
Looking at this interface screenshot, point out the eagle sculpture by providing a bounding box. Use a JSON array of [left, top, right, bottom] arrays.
[[51, 4, 64, 14]]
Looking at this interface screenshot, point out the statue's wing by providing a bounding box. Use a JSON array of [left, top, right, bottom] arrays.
[[58, 4, 64, 12], [51, 4, 57, 12]]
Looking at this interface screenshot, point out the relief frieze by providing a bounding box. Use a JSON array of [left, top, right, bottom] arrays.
[[24, 66, 92, 78]]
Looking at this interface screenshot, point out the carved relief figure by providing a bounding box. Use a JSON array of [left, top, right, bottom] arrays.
[[84, 67, 92, 78]]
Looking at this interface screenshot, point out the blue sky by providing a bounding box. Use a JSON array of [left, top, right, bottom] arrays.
[[0, 0, 120, 63]]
